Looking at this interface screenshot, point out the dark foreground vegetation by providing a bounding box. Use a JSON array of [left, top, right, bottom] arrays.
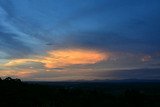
[[1, 77, 160, 107]]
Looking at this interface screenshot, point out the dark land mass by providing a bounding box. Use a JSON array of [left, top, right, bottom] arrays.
[[1, 77, 160, 107]]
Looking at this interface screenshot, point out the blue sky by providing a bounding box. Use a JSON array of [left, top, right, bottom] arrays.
[[0, 0, 160, 81]]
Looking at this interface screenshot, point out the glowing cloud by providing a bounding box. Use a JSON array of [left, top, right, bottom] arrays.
[[3, 49, 109, 68], [42, 49, 108, 68]]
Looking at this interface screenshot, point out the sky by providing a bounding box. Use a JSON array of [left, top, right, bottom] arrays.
[[0, 0, 160, 81]]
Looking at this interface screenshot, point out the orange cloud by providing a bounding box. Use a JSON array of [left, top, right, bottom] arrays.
[[42, 49, 108, 68], [3, 49, 109, 68]]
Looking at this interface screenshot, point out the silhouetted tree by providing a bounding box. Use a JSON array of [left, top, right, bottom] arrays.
[[4, 77, 13, 81], [14, 78, 21, 83]]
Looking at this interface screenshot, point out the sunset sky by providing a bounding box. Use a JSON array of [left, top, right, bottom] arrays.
[[0, 0, 160, 81]]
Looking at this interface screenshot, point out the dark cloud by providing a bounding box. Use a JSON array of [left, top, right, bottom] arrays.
[[45, 0, 160, 54], [61, 30, 160, 54]]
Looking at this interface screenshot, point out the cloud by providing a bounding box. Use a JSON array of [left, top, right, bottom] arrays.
[[61, 28, 160, 54], [42, 49, 108, 68], [4, 59, 39, 67], [0, 69, 38, 78], [3, 49, 109, 68]]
